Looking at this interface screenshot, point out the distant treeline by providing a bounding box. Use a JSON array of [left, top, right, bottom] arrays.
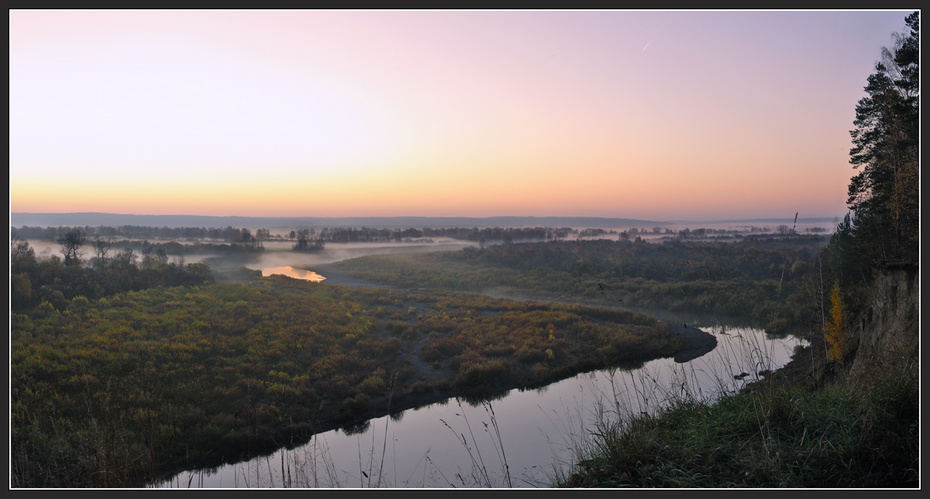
[[311, 224, 829, 243], [321, 226, 580, 243], [311, 224, 831, 243], [12, 224, 581, 245], [12, 225, 270, 245], [12, 223, 828, 248]]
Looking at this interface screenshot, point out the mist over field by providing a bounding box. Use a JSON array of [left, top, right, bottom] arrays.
[[9, 9, 917, 490], [13, 212, 837, 282]]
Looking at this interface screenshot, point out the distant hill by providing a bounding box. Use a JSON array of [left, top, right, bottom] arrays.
[[10, 212, 673, 230], [10, 212, 839, 230]]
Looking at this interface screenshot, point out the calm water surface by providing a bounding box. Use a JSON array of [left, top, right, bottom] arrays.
[[157, 324, 805, 488], [248, 240, 474, 282], [260, 266, 326, 282]]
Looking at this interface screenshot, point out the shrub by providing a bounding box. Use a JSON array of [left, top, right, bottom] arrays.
[[824, 282, 847, 364]]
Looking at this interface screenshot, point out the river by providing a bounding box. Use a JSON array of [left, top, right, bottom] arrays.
[[157, 324, 804, 488], [155, 241, 806, 488]]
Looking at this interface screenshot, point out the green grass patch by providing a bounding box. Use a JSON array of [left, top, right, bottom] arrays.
[[558, 354, 919, 488]]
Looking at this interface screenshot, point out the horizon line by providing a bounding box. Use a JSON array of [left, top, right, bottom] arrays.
[[10, 211, 844, 224]]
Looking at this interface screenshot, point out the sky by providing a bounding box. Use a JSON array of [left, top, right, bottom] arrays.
[[9, 9, 915, 221]]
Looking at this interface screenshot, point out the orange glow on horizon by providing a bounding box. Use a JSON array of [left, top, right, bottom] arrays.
[[12, 10, 901, 221]]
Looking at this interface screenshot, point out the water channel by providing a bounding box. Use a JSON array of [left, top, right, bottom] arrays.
[[155, 242, 807, 489], [158, 323, 803, 489]]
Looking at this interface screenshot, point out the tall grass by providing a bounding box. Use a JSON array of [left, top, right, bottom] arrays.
[[556, 331, 918, 488], [155, 398, 519, 488], [437, 399, 513, 488], [154, 325, 807, 489]]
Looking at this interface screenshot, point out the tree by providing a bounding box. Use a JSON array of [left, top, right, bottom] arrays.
[[92, 238, 112, 270], [238, 228, 256, 249], [255, 228, 271, 248], [819, 213, 871, 317], [113, 248, 137, 267], [11, 273, 34, 310], [847, 12, 919, 264], [824, 282, 847, 364], [11, 237, 37, 276], [814, 12, 919, 328], [10, 237, 38, 309], [58, 229, 86, 266], [293, 234, 324, 252], [141, 242, 169, 270]]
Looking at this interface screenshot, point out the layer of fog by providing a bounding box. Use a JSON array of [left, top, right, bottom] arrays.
[[17, 220, 834, 276], [246, 239, 476, 273], [22, 239, 223, 265]]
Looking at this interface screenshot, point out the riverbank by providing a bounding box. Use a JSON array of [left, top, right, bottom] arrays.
[[664, 322, 717, 363], [557, 266, 919, 488], [140, 277, 707, 488], [153, 301, 720, 487]]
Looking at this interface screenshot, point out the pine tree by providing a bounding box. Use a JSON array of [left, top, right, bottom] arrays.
[[847, 12, 919, 264]]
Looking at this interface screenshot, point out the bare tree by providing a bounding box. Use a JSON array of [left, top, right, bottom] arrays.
[[58, 229, 86, 266]]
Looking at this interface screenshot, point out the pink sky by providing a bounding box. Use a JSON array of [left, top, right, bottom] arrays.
[[9, 9, 913, 221]]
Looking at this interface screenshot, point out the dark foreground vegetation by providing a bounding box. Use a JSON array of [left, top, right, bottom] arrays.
[[556, 262, 919, 488], [559, 344, 918, 487]]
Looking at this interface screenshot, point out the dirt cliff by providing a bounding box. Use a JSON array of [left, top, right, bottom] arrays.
[[756, 263, 919, 391], [846, 263, 919, 376]]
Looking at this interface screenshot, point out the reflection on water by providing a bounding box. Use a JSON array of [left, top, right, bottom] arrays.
[[157, 324, 805, 489], [261, 266, 326, 282]]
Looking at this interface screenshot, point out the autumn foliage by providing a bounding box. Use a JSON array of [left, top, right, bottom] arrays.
[[824, 282, 847, 364]]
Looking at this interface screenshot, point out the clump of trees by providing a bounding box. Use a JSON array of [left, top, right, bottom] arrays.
[[14, 224, 273, 245], [846, 11, 919, 266], [825, 11, 919, 278], [292, 228, 325, 252], [10, 234, 214, 312], [816, 12, 919, 358]]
